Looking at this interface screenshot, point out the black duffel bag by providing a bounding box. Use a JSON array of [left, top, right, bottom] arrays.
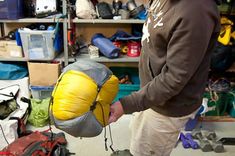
[[210, 42, 234, 72]]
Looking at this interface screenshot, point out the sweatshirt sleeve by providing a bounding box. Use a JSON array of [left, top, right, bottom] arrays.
[[120, 9, 217, 114]]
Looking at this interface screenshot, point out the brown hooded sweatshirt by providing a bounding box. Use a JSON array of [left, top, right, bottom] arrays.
[[120, 0, 221, 117]]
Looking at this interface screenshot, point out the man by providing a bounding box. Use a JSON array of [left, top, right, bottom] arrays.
[[109, 0, 221, 156]]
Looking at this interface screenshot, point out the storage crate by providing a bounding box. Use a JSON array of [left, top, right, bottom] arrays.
[[114, 84, 140, 101], [30, 86, 54, 100], [0, 0, 24, 19], [203, 91, 232, 116], [227, 90, 235, 118], [110, 67, 140, 101], [19, 28, 62, 60]]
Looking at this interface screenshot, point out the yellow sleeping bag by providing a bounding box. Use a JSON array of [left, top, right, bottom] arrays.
[[50, 61, 119, 137], [52, 70, 118, 126]]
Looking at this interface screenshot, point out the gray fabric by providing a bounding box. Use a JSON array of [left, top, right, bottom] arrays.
[[52, 111, 103, 137], [63, 60, 112, 87]]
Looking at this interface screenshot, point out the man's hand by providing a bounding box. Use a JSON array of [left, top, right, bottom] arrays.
[[109, 100, 124, 123]]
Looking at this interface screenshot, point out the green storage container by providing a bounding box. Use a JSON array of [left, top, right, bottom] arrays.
[[204, 91, 232, 116], [227, 91, 235, 118], [228, 100, 235, 117], [110, 67, 140, 102]]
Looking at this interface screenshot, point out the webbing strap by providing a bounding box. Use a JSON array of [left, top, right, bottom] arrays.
[[90, 86, 101, 111]]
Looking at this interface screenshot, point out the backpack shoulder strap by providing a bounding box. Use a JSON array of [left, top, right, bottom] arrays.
[[0, 85, 20, 102]]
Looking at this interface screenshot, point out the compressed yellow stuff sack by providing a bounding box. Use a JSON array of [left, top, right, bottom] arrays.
[[52, 70, 98, 120], [94, 75, 119, 126], [51, 70, 119, 126]]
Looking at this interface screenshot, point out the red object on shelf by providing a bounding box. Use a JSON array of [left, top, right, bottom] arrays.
[[127, 41, 141, 57], [113, 41, 122, 48]]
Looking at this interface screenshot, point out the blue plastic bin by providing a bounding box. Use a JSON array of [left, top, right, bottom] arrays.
[[114, 84, 140, 101], [110, 67, 140, 101], [0, 0, 24, 19], [30, 86, 54, 100]]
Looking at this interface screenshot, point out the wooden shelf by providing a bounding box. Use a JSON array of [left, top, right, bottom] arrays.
[[220, 12, 235, 16], [55, 53, 139, 67], [73, 19, 145, 24], [0, 18, 64, 23], [199, 116, 235, 122], [73, 53, 139, 62], [0, 53, 65, 62], [0, 18, 145, 24], [0, 57, 28, 62]]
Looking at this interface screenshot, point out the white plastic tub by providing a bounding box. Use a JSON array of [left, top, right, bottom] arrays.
[[19, 28, 58, 60]]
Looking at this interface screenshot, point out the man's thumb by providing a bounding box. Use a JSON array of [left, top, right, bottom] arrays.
[[109, 115, 116, 123]]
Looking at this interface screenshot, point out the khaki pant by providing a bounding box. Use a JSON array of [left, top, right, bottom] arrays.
[[129, 109, 198, 156]]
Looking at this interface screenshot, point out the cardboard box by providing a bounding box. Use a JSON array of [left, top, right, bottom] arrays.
[[0, 40, 23, 57], [0, 41, 8, 57], [6, 41, 23, 57], [28, 62, 60, 86]]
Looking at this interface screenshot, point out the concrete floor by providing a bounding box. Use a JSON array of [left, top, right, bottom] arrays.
[[29, 115, 235, 156]]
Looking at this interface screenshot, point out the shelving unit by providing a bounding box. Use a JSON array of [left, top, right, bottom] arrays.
[[62, 0, 68, 65], [0, 0, 68, 64], [0, 19, 144, 66], [0, 0, 234, 66]]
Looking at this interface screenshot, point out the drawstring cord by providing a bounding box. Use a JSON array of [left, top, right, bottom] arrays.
[[108, 124, 115, 152], [98, 102, 109, 151], [0, 124, 9, 145], [98, 102, 115, 152]]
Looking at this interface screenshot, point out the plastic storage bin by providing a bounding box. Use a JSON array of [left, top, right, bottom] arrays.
[[0, 0, 24, 19], [19, 28, 62, 60], [203, 91, 231, 116], [110, 67, 140, 101], [30, 86, 54, 100]]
